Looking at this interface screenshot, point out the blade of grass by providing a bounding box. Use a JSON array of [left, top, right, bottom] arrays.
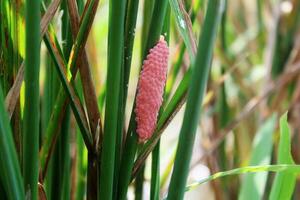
[[23, 0, 40, 198], [151, 142, 160, 200], [75, 129, 88, 200], [0, 84, 24, 200], [140, 0, 155, 57], [166, 0, 223, 199], [269, 112, 297, 200], [238, 114, 276, 200], [169, 0, 197, 59], [185, 164, 300, 193], [98, 0, 126, 199], [56, 3, 72, 199], [42, 52, 60, 198], [135, 163, 145, 200]]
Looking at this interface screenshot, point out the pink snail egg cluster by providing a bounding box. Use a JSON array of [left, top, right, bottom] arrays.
[[135, 36, 169, 142]]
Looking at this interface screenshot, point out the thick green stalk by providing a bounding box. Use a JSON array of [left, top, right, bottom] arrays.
[[143, 0, 168, 59], [141, 0, 155, 59], [0, 85, 24, 200], [117, 130, 138, 200], [23, 0, 40, 198], [75, 130, 87, 200], [58, 108, 72, 200], [135, 164, 145, 200], [43, 53, 60, 198], [113, 0, 140, 197], [167, 0, 223, 199], [150, 142, 160, 200], [53, 3, 72, 199], [98, 0, 126, 199]]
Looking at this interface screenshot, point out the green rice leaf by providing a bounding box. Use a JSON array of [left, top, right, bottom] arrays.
[[239, 114, 276, 200], [269, 112, 297, 200]]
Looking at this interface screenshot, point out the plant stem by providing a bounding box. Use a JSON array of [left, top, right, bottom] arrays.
[[23, 0, 40, 198], [167, 0, 223, 199], [150, 141, 160, 200], [98, 0, 126, 199]]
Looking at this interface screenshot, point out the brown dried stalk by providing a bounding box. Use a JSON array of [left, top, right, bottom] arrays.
[[67, 0, 102, 143]]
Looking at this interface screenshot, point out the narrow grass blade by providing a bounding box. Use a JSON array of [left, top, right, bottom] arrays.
[[185, 164, 300, 193], [42, 52, 60, 198], [23, 0, 40, 198], [169, 0, 197, 59], [0, 85, 24, 200], [55, 3, 72, 199], [135, 164, 145, 200], [98, 0, 126, 199], [269, 113, 297, 200], [239, 114, 276, 200], [150, 141, 160, 200], [167, 1, 223, 199], [141, 0, 155, 57], [75, 131, 88, 200]]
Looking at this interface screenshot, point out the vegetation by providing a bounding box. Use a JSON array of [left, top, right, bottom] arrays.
[[1, 0, 300, 199]]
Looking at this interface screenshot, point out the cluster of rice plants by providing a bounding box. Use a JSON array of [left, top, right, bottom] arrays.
[[1, 0, 300, 199]]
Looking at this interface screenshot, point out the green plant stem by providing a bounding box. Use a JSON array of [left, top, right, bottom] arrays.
[[135, 164, 145, 200], [150, 141, 160, 200], [75, 130, 87, 200], [98, 0, 126, 199], [118, 130, 138, 200], [113, 0, 140, 198], [167, 0, 223, 199], [23, 0, 40, 198]]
